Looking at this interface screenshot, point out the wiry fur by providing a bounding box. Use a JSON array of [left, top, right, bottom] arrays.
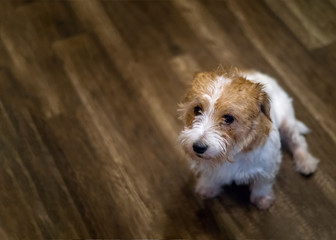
[[178, 69, 319, 209]]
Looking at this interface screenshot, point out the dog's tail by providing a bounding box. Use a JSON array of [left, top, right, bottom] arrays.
[[296, 120, 310, 135]]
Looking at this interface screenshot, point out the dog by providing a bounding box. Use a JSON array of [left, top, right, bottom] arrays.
[[178, 68, 319, 209]]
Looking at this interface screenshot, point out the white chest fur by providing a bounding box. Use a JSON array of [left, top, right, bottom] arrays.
[[194, 127, 281, 186]]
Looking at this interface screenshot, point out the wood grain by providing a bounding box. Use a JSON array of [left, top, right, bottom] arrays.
[[1, 0, 336, 239]]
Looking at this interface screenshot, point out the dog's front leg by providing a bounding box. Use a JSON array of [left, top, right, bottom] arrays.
[[250, 176, 275, 210], [195, 174, 223, 199]]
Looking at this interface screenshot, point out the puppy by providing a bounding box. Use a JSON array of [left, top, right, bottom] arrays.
[[178, 69, 319, 209]]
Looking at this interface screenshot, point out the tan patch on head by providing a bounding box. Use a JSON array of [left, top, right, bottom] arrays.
[[178, 69, 272, 158], [179, 71, 219, 127], [213, 76, 272, 152], [184, 72, 219, 102]]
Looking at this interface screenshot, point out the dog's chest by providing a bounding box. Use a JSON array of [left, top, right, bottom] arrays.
[[217, 150, 271, 184]]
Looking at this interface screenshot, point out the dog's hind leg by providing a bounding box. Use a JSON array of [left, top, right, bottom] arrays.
[[280, 119, 319, 175]]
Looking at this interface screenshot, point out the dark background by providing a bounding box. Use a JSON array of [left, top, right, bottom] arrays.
[[1, 0, 336, 239]]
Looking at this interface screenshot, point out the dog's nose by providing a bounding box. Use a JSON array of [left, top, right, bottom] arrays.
[[192, 141, 208, 154]]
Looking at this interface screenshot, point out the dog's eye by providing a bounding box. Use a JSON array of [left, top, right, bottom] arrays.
[[223, 114, 234, 124], [194, 106, 203, 116]]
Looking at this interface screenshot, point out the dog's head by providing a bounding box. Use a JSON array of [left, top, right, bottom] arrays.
[[178, 70, 272, 164]]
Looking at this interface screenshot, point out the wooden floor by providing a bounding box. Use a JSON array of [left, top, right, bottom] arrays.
[[1, 0, 336, 239]]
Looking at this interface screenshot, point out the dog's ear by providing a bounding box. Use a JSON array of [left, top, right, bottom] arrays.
[[177, 101, 188, 121], [177, 72, 208, 122], [178, 87, 195, 126], [259, 90, 271, 121]]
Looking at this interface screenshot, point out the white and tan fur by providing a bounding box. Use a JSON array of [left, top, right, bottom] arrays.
[[178, 69, 319, 209]]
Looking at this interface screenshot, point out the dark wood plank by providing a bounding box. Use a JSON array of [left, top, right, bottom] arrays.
[[265, 0, 336, 50], [312, 41, 336, 74], [0, 70, 89, 239], [0, 1, 84, 118]]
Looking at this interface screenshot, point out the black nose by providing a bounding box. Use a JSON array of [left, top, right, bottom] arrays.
[[192, 141, 208, 154]]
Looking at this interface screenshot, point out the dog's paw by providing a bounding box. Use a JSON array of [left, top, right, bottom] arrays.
[[195, 184, 221, 199], [294, 150, 319, 175], [251, 194, 275, 210]]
